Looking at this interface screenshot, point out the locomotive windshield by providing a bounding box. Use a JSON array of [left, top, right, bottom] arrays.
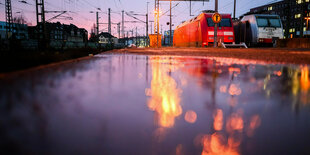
[[256, 16, 281, 28], [207, 18, 232, 27]]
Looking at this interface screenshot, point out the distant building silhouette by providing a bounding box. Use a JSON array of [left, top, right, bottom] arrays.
[[28, 22, 88, 43], [0, 21, 28, 40]]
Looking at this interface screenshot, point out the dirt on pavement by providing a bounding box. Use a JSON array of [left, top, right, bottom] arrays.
[[109, 47, 310, 65]]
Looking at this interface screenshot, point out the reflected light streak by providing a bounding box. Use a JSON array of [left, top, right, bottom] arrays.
[[228, 67, 241, 74], [201, 133, 240, 155], [247, 115, 261, 137], [213, 109, 223, 131], [220, 85, 227, 93], [226, 112, 244, 133], [176, 144, 183, 155], [292, 71, 300, 96], [147, 57, 183, 128], [274, 71, 282, 76], [301, 66, 309, 92], [300, 66, 309, 104], [185, 110, 197, 124], [200, 109, 252, 155], [229, 84, 242, 96]]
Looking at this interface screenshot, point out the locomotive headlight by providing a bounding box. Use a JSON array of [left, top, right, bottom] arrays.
[[209, 37, 214, 40], [208, 31, 214, 35], [228, 37, 234, 40], [224, 32, 233, 36]]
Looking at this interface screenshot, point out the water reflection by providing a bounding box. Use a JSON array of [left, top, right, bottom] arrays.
[[0, 54, 309, 154], [213, 109, 223, 131], [173, 57, 309, 154], [146, 57, 183, 128], [201, 109, 262, 155], [185, 110, 197, 124]]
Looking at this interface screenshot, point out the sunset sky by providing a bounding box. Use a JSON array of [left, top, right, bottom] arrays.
[[0, 0, 279, 37]]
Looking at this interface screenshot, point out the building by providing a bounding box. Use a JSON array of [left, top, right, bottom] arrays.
[[247, 0, 310, 38], [0, 21, 29, 40], [28, 22, 88, 43], [97, 32, 118, 44]]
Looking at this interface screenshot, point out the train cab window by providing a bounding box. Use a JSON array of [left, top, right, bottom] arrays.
[[257, 18, 268, 27], [219, 18, 232, 27], [207, 18, 232, 27], [269, 19, 281, 27], [256, 16, 281, 28], [207, 18, 215, 27]]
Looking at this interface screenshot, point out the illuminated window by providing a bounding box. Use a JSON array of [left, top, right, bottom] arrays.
[[296, 0, 303, 4], [289, 28, 296, 32], [306, 0, 309, 2], [295, 14, 301, 18], [268, 6, 273, 11], [304, 27, 307, 31]]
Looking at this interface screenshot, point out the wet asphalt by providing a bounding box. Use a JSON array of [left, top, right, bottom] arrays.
[[0, 50, 309, 154]]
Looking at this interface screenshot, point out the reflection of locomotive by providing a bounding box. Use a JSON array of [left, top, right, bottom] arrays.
[[173, 12, 235, 47], [233, 14, 284, 47]]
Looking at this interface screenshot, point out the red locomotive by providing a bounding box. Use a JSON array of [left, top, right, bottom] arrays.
[[173, 11, 235, 47]]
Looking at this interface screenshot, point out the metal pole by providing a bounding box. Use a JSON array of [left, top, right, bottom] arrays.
[[147, 2, 149, 36], [122, 10, 125, 38], [151, 22, 153, 34], [5, 0, 13, 39], [154, 0, 156, 34], [233, 0, 236, 19], [190, 0, 191, 16], [170, 0, 172, 46], [108, 8, 111, 34], [96, 12, 99, 35], [36, 0, 47, 49], [146, 13, 149, 46], [214, 0, 218, 48], [146, 2, 149, 46], [136, 27, 138, 46], [118, 23, 121, 38], [156, 0, 159, 47]]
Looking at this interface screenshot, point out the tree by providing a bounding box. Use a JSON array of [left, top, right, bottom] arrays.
[[13, 14, 27, 25]]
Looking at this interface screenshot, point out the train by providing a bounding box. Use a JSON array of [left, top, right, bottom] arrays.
[[233, 14, 284, 46], [173, 11, 235, 47]]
